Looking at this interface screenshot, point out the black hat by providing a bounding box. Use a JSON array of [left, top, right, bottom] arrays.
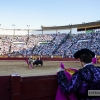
[[73, 48, 95, 59]]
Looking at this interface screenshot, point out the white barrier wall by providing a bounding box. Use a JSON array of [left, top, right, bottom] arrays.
[[0, 29, 28, 35]]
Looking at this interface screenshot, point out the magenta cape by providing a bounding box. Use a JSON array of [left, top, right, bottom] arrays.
[[92, 58, 96, 64], [55, 68, 78, 100], [25, 59, 33, 68]]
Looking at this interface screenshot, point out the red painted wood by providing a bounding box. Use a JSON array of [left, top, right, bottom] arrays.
[[12, 94, 20, 100], [0, 57, 79, 61], [0, 58, 27, 60], [20, 75, 58, 100], [0, 76, 11, 100], [11, 74, 21, 100], [41, 57, 79, 61]]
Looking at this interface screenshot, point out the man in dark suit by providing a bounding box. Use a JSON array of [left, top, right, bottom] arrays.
[[57, 48, 100, 100]]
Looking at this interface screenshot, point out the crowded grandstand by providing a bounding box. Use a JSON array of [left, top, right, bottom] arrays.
[[0, 21, 100, 58]]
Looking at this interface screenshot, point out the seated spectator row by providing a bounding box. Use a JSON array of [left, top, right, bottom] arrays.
[[0, 31, 100, 57]]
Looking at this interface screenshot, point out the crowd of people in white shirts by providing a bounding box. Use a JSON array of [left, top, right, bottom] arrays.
[[0, 30, 100, 58], [0, 34, 55, 56]]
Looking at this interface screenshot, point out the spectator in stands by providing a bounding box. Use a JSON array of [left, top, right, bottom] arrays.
[[0, 31, 100, 57], [57, 48, 100, 100]]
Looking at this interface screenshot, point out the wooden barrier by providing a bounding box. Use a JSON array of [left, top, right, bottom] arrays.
[[20, 75, 58, 100], [0, 57, 79, 62], [41, 57, 79, 61], [11, 74, 21, 100], [1, 74, 58, 100], [0, 56, 100, 64], [53, 56, 62, 58], [0, 58, 28, 60], [0, 76, 11, 100]]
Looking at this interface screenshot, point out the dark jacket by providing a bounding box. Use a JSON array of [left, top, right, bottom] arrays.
[[57, 64, 100, 100]]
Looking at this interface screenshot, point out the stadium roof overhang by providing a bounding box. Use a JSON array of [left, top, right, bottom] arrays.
[[41, 21, 100, 31]]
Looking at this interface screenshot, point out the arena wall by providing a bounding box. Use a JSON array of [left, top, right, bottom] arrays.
[[0, 76, 11, 100], [0, 55, 99, 64], [0, 57, 79, 62], [0, 56, 99, 63], [41, 57, 79, 61], [1, 74, 58, 100]]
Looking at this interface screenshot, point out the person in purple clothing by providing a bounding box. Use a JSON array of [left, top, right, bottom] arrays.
[[57, 48, 100, 100]]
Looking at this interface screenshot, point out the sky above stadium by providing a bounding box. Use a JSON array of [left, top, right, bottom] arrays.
[[0, 0, 100, 35]]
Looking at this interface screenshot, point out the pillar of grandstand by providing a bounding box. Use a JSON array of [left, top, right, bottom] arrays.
[[12, 24, 15, 36], [27, 25, 30, 36]]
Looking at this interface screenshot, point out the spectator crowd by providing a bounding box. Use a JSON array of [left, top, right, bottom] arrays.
[[0, 30, 100, 58]]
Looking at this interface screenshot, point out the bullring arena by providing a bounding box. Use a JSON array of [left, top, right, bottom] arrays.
[[0, 58, 100, 100], [0, 60, 100, 76], [0, 60, 84, 76]]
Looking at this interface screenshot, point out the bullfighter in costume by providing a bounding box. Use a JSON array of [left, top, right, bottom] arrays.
[[57, 48, 100, 100], [28, 56, 35, 68]]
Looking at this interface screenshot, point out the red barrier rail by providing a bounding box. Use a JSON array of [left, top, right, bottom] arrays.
[[20, 75, 58, 100], [41, 57, 79, 61], [0, 57, 79, 61], [0, 74, 58, 100], [0, 76, 11, 100], [0, 58, 28, 60]]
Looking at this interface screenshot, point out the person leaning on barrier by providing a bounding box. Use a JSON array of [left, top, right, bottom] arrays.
[[57, 48, 100, 100]]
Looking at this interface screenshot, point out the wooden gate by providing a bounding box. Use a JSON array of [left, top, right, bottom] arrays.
[[11, 74, 58, 100]]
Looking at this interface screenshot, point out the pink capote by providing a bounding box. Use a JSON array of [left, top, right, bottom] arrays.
[[55, 63, 78, 100], [92, 58, 96, 64], [25, 59, 33, 68], [25, 59, 28, 64]]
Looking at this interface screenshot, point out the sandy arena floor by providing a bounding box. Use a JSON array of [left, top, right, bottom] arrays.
[[0, 60, 100, 77]]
